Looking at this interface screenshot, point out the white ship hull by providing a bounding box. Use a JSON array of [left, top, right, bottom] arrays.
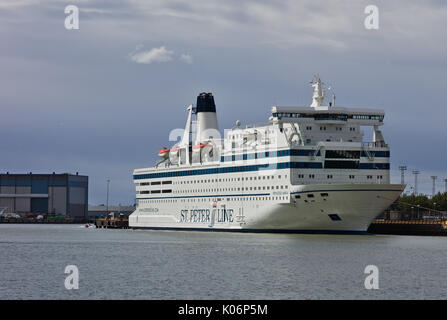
[[129, 184, 404, 233], [131, 81, 403, 234]]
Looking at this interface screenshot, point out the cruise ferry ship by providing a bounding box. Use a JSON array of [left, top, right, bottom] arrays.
[[129, 77, 404, 233]]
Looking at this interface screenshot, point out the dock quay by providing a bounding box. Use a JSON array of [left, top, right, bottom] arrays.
[[95, 217, 129, 229], [0, 217, 93, 224], [367, 219, 447, 236]]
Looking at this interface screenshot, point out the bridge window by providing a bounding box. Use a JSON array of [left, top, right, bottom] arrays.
[[325, 160, 359, 169], [326, 150, 360, 159]]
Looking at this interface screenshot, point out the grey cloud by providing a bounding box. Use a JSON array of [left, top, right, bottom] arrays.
[[1, 0, 446, 202]]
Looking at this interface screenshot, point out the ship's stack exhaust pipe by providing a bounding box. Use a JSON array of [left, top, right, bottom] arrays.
[[195, 92, 219, 144]]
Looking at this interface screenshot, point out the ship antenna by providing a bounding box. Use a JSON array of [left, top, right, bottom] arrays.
[[327, 84, 335, 107], [310, 75, 325, 108]]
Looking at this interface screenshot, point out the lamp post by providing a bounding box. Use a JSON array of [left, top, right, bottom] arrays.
[[412, 170, 420, 195], [431, 176, 437, 198], [399, 166, 407, 185], [106, 179, 110, 216]]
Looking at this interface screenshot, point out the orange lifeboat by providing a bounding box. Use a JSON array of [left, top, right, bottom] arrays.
[[158, 147, 170, 159]]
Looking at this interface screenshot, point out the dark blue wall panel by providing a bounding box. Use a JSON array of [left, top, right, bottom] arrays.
[[31, 198, 48, 213], [32, 179, 48, 194]]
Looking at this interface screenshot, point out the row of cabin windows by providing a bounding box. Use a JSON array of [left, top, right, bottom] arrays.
[[139, 189, 172, 194], [304, 126, 355, 131], [172, 185, 288, 194], [139, 181, 172, 186], [295, 192, 329, 200], [177, 175, 287, 185], [139, 196, 289, 204], [297, 174, 384, 179], [352, 115, 384, 121], [136, 175, 287, 186], [272, 112, 383, 122], [306, 138, 355, 144], [222, 151, 291, 161]]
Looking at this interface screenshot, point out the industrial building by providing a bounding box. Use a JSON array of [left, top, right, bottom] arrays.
[[0, 173, 88, 217]]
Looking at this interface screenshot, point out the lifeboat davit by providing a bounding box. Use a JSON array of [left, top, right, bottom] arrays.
[[192, 143, 208, 150], [158, 147, 170, 159], [170, 146, 180, 155]]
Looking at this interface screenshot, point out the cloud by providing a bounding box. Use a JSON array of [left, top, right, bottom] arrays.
[[129, 46, 174, 64], [180, 53, 193, 64]]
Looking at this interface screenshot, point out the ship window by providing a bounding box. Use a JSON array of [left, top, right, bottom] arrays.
[[325, 160, 359, 169], [326, 150, 360, 159], [321, 193, 329, 197], [328, 214, 341, 221], [151, 181, 161, 185], [151, 190, 161, 194], [307, 194, 314, 198], [162, 181, 172, 185]]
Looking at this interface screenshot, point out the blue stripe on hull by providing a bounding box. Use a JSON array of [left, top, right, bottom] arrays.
[[290, 188, 402, 195], [132, 226, 372, 235], [136, 188, 401, 200], [134, 161, 389, 180]]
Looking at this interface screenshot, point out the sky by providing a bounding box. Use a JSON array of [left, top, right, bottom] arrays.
[[1, 0, 447, 205]]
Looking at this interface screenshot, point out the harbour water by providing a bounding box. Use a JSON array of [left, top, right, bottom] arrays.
[[0, 224, 446, 300]]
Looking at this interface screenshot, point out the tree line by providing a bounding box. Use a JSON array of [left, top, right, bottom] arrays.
[[390, 192, 447, 212]]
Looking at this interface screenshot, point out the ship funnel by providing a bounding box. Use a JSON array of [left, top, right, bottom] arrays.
[[195, 92, 219, 143], [197, 92, 216, 113]]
